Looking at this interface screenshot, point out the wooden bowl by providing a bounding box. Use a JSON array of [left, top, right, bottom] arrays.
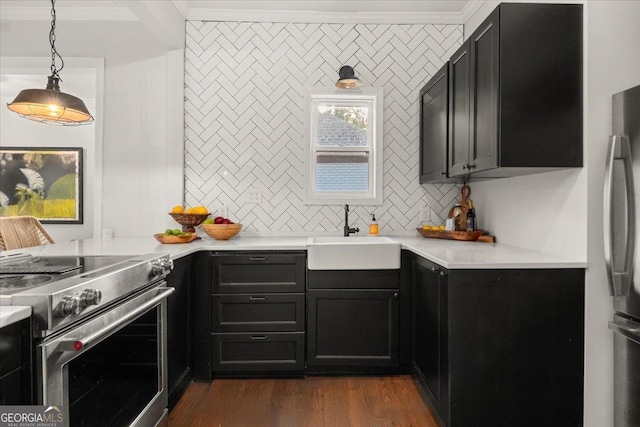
[[169, 212, 210, 233], [154, 233, 197, 244], [201, 223, 242, 240]]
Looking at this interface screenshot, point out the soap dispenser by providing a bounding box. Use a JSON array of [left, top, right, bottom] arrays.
[[369, 214, 379, 236]]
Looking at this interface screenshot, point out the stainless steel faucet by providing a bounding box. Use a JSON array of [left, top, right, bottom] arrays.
[[343, 204, 360, 237]]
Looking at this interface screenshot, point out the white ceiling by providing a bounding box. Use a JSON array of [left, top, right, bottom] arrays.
[[0, 0, 478, 64], [0, 0, 479, 23]]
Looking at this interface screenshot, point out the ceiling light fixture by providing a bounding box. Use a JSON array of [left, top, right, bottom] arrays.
[[335, 65, 361, 89], [6, 0, 94, 126]]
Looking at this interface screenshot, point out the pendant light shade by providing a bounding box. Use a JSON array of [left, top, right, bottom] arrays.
[[335, 65, 361, 89], [6, 0, 94, 126], [7, 76, 93, 125]]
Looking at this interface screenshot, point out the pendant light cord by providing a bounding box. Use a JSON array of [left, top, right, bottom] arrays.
[[49, 0, 64, 80]]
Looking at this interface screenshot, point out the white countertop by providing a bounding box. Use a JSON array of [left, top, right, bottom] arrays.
[[0, 306, 31, 328], [2, 235, 587, 270]]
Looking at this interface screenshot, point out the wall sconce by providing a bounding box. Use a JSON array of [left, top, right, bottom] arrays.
[[335, 66, 361, 89], [6, 0, 94, 126]]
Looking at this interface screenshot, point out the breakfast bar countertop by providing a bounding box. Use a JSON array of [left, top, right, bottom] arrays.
[[2, 234, 587, 270]]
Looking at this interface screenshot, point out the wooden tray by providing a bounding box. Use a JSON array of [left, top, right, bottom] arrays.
[[416, 228, 484, 241], [154, 233, 197, 244]]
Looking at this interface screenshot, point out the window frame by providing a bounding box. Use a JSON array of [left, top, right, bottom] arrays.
[[303, 87, 384, 205]]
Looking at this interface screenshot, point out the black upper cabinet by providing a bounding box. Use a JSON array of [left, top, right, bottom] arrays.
[[448, 3, 582, 179], [419, 63, 455, 183]]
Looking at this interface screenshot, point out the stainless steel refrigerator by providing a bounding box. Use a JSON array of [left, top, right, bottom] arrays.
[[605, 84, 640, 427]]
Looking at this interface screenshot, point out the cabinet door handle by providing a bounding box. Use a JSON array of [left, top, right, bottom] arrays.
[[441, 171, 447, 176], [250, 335, 267, 340], [249, 296, 266, 301], [249, 257, 267, 262], [393, 292, 399, 299], [467, 163, 476, 169], [462, 164, 467, 170]]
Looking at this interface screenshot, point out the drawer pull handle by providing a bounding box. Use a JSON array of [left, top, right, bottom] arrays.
[[249, 296, 266, 301], [250, 335, 267, 340], [249, 257, 267, 261]]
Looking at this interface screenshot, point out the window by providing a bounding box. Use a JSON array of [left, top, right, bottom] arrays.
[[303, 87, 383, 205]]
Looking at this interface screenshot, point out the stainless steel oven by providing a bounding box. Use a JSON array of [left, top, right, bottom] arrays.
[[38, 283, 173, 427], [0, 253, 174, 427]]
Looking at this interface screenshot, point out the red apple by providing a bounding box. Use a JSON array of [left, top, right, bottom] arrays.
[[222, 218, 232, 224], [214, 216, 225, 224]]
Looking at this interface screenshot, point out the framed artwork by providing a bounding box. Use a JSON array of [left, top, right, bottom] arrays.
[[0, 147, 83, 224]]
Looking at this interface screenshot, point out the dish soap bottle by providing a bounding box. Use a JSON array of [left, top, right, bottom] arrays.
[[369, 214, 379, 235]]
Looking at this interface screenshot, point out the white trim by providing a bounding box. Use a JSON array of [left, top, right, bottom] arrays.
[[186, 9, 468, 24], [460, 0, 486, 24], [93, 58, 105, 240], [170, 0, 191, 20], [303, 87, 384, 206]]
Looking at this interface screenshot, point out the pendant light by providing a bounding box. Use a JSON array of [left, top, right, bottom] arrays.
[[335, 65, 361, 89], [6, 0, 94, 126]]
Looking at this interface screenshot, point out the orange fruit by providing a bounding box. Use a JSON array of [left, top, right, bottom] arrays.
[[171, 205, 184, 214]]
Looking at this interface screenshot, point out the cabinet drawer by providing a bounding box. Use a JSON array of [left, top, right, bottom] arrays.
[[211, 332, 305, 372], [308, 269, 399, 289], [212, 253, 306, 293], [212, 294, 305, 333]]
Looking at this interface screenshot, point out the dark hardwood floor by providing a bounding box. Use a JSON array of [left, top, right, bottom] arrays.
[[169, 375, 439, 427]]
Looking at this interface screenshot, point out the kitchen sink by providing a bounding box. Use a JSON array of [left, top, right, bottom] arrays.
[[307, 237, 401, 270]]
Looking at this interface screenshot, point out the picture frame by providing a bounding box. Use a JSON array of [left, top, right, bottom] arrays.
[[0, 147, 83, 224]]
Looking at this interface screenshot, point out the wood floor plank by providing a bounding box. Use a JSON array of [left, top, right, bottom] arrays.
[[169, 376, 439, 427]]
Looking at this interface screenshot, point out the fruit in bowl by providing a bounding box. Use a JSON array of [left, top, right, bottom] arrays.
[[169, 207, 210, 233], [201, 222, 242, 240], [154, 230, 197, 244]]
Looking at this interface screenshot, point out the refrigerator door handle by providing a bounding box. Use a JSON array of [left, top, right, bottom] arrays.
[[603, 135, 636, 296], [609, 317, 640, 345]]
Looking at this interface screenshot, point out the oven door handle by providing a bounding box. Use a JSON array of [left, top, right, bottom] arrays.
[[57, 287, 175, 352]]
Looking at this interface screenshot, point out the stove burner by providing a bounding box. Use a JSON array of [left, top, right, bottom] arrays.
[[0, 274, 54, 290]]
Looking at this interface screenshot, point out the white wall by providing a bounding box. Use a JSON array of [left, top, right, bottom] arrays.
[[101, 52, 185, 237], [465, 2, 640, 426]]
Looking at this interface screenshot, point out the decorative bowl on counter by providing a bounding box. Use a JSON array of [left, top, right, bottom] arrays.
[[154, 233, 198, 244], [169, 212, 210, 233], [201, 223, 242, 240]]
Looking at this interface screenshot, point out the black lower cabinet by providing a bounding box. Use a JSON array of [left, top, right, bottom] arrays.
[[412, 253, 585, 427], [307, 289, 398, 367], [212, 332, 305, 372], [0, 318, 32, 405], [307, 270, 400, 369], [413, 256, 448, 415], [207, 251, 307, 376], [166, 255, 194, 409]]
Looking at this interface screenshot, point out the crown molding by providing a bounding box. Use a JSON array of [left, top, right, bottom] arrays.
[[461, 0, 486, 23], [170, 0, 190, 20], [0, 6, 138, 21], [186, 8, 473, 24]]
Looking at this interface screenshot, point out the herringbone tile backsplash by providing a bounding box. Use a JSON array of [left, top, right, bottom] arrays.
[[184, 21, 462, 235]]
